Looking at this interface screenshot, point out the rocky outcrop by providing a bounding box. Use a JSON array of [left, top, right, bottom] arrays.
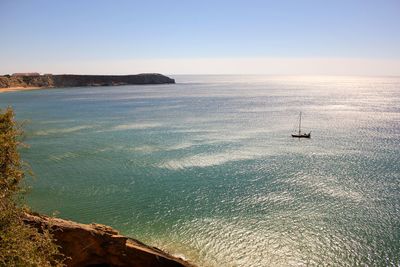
[[0, 74, 175, 89], [23, 213, 194, 267]]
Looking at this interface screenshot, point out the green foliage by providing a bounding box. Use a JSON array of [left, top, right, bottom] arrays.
[[0, 107, 23, 198], [0, 107, 64, 267]]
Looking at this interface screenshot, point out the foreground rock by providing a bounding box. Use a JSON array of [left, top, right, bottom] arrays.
[[23, 213, 194, 267], [0, 73, 175, 89]]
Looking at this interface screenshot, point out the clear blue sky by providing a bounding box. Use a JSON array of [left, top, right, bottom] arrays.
[[1, 0, 400, 74]]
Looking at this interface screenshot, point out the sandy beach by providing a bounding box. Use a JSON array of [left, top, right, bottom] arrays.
[[0, 87, 44, 93]]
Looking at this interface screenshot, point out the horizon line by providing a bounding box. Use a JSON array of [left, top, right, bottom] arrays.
[[2, 57, 400, 76]]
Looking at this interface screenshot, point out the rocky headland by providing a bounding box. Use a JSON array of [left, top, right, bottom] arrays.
[[0, 73, 175, 91], [23, 213, 194, 267]]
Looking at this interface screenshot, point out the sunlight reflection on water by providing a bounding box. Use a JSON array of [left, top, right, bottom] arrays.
[[1, 75, 399, 266]]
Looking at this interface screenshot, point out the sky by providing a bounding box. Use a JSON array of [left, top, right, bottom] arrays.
[[1, 0, 400, 75]]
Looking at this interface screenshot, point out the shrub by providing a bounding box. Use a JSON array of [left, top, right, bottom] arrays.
[[0, 107, 64, 267]]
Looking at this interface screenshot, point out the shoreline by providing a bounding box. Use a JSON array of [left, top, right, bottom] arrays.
[[0, 86, 44, 93], [0, 74, 175, 92]]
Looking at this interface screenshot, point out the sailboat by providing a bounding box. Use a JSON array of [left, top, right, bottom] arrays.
[[291, 112, 311, 138]]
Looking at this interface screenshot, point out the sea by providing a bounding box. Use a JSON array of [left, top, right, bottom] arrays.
[[1, 75, 399, 266]]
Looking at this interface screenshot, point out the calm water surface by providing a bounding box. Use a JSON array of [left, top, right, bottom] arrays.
[[1, 75, 399, 266]]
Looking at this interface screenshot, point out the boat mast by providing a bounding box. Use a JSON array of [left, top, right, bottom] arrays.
[[299, 112, 302, 135]]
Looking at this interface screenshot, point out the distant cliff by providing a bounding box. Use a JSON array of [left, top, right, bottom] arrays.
[[0, 74, 175, 89]]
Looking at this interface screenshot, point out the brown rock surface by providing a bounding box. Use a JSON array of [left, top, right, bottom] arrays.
[[23, 213, 194, 267]]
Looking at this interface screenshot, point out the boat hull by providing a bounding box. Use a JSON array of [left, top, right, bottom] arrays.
[[291, 133, 311, 138]]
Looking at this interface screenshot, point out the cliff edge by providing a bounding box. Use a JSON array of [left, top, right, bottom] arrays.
[[23, 213, 194, 267], [0, 74, 175, 89]]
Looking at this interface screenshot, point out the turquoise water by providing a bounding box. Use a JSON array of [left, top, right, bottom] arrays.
[[1, 75, 399, 266]]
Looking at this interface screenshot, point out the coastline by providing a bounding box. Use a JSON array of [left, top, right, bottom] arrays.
[[0, 86, 43, 93], [0, 74, 175, 91]]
